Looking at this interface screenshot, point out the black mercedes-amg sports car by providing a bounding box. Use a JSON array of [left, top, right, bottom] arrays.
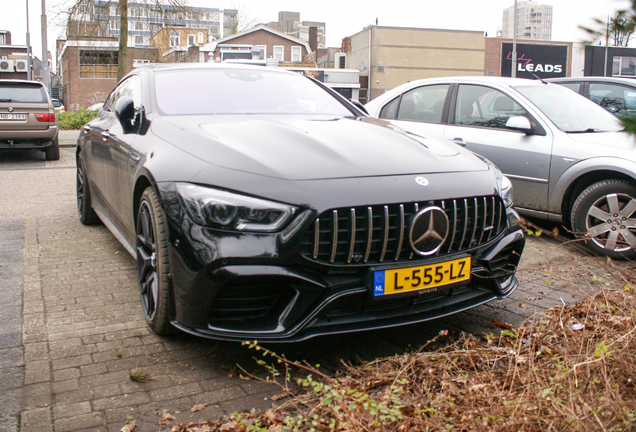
[[76, 63, 524, 342]]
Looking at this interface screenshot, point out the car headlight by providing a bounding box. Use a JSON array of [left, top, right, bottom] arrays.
[[472, 153, 514, 208], [499, 175, 514, 208], [176, 183, 297, 232]]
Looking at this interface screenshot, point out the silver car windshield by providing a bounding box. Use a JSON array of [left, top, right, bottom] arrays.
[[514, 84, 623, 133], [154, 68, 354, 116]]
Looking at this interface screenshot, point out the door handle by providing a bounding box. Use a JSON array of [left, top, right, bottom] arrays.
[[452, 138, 466, 147], [101, 130, 110, 141]]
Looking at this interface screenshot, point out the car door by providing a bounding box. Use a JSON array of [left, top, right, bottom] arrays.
[[443, 84, 554, 211], [108, 74, 144, 234], [377, 84, 450, 139]]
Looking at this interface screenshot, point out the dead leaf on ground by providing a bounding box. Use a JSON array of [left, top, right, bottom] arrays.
[[190, 403, 208, 413], [519, 302, 530, 309], [158, 411, 176, 425], [119, 421, 137, 432], [492, 319, 514, 329]]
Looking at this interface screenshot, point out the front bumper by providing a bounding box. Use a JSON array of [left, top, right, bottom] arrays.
[[160, 186, 525, 342]]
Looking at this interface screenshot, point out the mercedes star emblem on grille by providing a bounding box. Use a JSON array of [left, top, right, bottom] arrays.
[[409, 206, 449, 256], [415, 176, 429, 187], [8, 107, 13, 112]]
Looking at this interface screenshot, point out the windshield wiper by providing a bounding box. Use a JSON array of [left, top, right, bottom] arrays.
[[0, 98, 12, 102], [569, 128, 604, 133]]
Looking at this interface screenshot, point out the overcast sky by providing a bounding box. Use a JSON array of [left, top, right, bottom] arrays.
[[0, 0, 632, 62]]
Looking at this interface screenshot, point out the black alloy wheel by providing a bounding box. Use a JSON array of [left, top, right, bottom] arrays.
[[571, 179, 636, 260], [76, 155, 100, 225], [136, 187, 174, 334]]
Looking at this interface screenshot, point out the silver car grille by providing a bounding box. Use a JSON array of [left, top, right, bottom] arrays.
[[300, 196, 506, 265]]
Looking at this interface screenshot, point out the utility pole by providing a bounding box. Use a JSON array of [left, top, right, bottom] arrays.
[[41, 0, 50, 92], [604, 15, 609, 77], [511, 0, 517, 78], [26, 0, 32, 80]]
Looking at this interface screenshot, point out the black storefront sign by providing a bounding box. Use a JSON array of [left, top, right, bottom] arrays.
[[501, 43, 567, 79]]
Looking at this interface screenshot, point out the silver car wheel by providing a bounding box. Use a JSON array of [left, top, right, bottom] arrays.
[[584, 192, 636, 252]]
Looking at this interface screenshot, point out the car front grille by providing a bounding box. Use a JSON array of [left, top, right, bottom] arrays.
[[300, 196, 506, 265]]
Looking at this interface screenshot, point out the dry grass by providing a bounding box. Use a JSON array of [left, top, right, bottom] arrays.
[[166, 281, 636, 431]]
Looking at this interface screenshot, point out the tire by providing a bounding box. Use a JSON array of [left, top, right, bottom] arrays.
[[136, 187, 175, 334], [45, 137, 60, 161], [76, 155, 101, 225], [570, 179, 636, 260]]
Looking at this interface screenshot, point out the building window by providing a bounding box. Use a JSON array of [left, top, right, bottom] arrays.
[[613, 56, 636, 77], [188, 34, 195, 46], [135, 35, 144, 46], [198, 32, 204, 44], [273, 46, 284, 63], [291, 46, 301, 62], [79, 50, 118, 79], [257, 45, 266, 60], [170, 32, 180, 47], [133, 59, 150, 67]]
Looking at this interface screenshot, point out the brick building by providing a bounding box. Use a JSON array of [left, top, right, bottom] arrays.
[[58, 37, 159, 110], [202, 25, 312, 65]]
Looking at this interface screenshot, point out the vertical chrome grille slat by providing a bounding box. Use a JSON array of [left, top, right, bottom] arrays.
[[364, 207, 374, 263], [395, 204, 405, 261], [379, 206, 389, 262], [330, 210, 338, 263], [447, 199, 457, 253], [488, 196, 496, 242], [496, 200, 503, 235], [459, 199, 468, 249], [478, 197, 487, 244], [313, 218, 320, 259], [347, 208, 356, 264], [305, 195, 506, 265], [469, 198, 478, 247]]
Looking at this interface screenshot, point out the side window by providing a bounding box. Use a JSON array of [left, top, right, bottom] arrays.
[[102, 80, 128, 112], [396, 85, 449, 123], [102, 75, 142, 112], [589, 83, 631, 116], [454, 85, 527, 129], [379, 97, 399, 119]]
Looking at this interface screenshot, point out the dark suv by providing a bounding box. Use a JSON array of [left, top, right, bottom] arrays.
[[0, 80, 60, 160]]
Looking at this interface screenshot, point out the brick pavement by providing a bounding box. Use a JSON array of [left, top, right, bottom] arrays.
[[0, 147, 629, 432]]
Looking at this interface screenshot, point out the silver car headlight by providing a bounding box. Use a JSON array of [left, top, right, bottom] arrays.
[[176, 183, 297, 232]]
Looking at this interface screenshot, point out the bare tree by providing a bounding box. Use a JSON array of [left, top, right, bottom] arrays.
[[59, 0, 208, 81], [224, 4, 257, 36]]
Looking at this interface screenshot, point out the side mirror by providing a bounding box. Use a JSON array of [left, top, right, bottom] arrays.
[[115, 96, 135, 123], [505, 116, 532, 133]]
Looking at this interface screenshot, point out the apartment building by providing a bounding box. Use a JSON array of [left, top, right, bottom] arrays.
[[500, 1, 553, 41]]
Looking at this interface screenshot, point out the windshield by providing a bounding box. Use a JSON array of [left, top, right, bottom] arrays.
[[514, 84, 623, 133], [154, 68, 355, 116]]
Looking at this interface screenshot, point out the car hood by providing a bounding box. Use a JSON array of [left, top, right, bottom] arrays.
[[566, 130, 636, 149], [150, 115, 486, 181]]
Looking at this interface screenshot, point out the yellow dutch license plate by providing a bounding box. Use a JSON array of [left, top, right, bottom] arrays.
[[373, 257, 471, 296]]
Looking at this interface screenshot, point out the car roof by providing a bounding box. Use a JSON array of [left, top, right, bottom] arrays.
[[131, 62, 298, 76], [546, 76, 636, 86]]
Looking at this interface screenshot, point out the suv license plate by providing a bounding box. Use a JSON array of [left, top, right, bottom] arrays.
[[0, 113, 26, 120], [373, 257, 471, 296]]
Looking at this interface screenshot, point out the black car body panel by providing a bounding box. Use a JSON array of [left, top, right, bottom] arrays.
[[76, 63, 525, 341]]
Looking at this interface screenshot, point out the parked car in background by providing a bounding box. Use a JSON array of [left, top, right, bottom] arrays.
[[52, 98, 65, 112], [0, 79, 59, 160], [87, 102, 103, 111], [365, 76, 636, 259], [76, 63, 525, 341], [546, 76, 636, 119]]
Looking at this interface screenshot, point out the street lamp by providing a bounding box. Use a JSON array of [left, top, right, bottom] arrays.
[[41, 0, 50, 91], [26, 0, 32, 80]]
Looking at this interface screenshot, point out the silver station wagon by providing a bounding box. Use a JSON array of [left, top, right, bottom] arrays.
[[365, 77, 636, 259]]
